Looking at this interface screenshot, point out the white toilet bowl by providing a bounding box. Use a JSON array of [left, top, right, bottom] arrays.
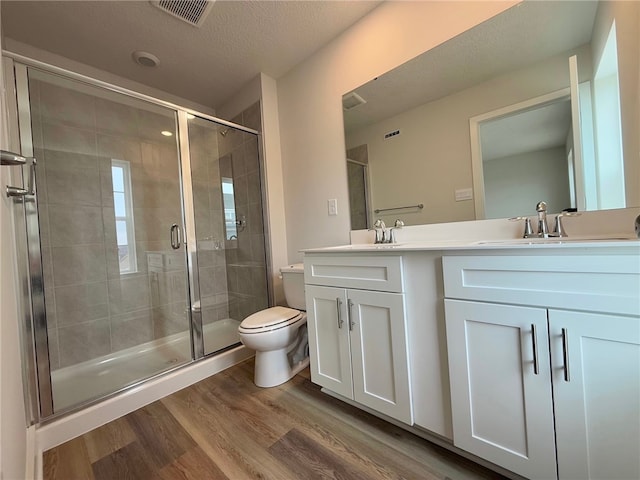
[[238, 306, 308, 387], [238, 264, 309, 388]]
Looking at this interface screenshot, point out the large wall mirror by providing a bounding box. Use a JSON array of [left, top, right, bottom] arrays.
[[343, 1, 639, 229]]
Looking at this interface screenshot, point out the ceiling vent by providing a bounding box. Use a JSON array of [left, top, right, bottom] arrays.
[[342, 92, 367, 111], [150, 0, 215, 27]]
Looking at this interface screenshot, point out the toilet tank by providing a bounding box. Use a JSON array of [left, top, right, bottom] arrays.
[[280, 264, 305, 310]]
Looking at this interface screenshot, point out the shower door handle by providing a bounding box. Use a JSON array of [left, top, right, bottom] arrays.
[[170, 224, 182, 249], [2, 150, 37, 197]]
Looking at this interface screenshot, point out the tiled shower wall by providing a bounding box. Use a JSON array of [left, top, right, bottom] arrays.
[[30, 74, 268, 369], [31, 77, 190, 369], [188, 119, 230, 326], [187, 102, 269, 329], [221, 102, 269, 321]]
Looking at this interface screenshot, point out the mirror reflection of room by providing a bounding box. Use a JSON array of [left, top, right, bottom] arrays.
[[343, 0, 638, 228]]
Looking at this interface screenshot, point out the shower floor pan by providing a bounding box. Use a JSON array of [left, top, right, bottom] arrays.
[[51, 318, 241, 412]]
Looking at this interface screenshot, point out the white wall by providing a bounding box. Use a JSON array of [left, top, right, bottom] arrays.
[[1, 13, 30, 478], [484, 147, 570, 219], [276, 1, 518, 261], [345, 46, 591, 226]]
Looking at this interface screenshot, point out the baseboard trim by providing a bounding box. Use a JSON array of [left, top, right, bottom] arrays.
[[24, 425, 38, 480]]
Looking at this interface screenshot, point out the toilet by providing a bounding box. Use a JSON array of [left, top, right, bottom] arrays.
[[238, 264, 309, 387]]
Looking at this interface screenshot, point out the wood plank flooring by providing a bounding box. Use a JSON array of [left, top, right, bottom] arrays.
[[43, 360, 507, 480]]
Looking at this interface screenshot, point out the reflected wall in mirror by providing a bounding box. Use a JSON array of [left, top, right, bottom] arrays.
[[474, 89, 574, 219], [343, 0, 639, 228]]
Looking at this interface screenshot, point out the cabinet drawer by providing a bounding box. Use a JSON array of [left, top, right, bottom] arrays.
[[443, 255, 640, 316], [304, 255, 403, 292]]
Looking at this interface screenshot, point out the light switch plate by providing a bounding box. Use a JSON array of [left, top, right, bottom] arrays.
[[328, 198, 338, 216], [455, 188, 473, 201]]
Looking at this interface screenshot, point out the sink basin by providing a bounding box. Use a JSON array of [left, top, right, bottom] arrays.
[[475, 236, 637, 246]]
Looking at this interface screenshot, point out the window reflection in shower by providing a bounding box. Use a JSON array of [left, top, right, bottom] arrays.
[[111, 160, 136, 274]]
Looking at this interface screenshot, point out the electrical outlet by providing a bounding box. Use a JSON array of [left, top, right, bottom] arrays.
[[328, 198, 338, 216]]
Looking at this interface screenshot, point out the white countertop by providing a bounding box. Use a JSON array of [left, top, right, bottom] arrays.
[[302, 235, 640, 253]]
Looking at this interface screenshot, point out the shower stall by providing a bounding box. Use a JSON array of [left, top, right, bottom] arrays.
[[5, 58, 271, 420]]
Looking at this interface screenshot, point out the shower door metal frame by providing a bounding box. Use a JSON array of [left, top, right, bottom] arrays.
[[177, 111, 204, 359], [6, 51, 269, 422], [13, 62, 54, 419]]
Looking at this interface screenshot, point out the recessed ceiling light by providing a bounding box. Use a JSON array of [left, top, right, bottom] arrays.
[[132, 51, 160, 67], [161, 131, 173, 137]]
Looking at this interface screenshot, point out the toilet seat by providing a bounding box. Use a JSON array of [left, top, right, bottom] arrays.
[[239, 306, 304, 334]]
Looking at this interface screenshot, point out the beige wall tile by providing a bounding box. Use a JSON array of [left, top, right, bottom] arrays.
[[51, 244, 107, 286], [97, 134, 141, 164], [95, 97, 139, 136], [108, 275, 151, 315], [49, 205, 104, 246], [55, 282, 109, 326], [41, 123, 97, 156], [110, 310, 154, 352], [57, 319, 111, 368], [38, 80, 96, 129]]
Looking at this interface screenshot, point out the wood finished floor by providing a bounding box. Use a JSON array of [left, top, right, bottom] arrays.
[[43, 360, 507, 480]]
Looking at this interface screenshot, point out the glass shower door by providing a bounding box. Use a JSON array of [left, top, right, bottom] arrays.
[[23, 67, 193, 413], [186, 114, 269, 356]]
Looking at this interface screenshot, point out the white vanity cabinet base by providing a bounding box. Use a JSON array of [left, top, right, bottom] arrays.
[[348, 288, 411, 424], [444, 253, 640, 480], [550, 310, 640, 480], [306, 284, 412, 424], [445, 299, 558, 480], [305, 286, 353, 398], [304, 254, 412, 425]]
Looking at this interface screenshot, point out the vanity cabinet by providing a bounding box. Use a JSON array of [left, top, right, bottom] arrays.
[[444, 254, 640, 480], [304, 255, 412, 424]]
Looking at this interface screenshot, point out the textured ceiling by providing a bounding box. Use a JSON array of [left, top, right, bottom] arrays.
[[1, 0, 382, 108], [343, 0, 598, 133]]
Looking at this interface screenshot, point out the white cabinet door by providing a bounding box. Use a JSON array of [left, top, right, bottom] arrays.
[[550, 310, 640, 480], [445, 299, 557, 480], [305, 285, 353, 398], [348, 289, 412, 424]]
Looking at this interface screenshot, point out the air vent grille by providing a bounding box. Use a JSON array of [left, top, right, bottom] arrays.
[[343, 92, 366, 111], [151, 0, 215, 27]]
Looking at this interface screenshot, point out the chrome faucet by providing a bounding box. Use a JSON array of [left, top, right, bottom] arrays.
[[369, 218, 404, 244], [536, 201, 550, 238], [511, 203, 581, 239]]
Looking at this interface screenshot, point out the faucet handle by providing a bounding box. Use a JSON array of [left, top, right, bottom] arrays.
[[509, 216, 534, 238], [553, 212, 581, 237], [386, 219, 404, 243]]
